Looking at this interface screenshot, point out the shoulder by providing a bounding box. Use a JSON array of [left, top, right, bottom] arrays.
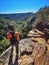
[[15, 32, 19, 34], [15, 32, 19, 37], [7, 32, 10, 35], [15, 32, 19, 33], [6, 32, 12, 36]]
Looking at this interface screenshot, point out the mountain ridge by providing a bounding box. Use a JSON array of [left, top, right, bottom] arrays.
[[0, 12, 34, 21]]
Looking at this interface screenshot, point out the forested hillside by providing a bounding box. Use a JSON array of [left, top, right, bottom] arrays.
[[31, 6, 49, 30], [0, 12, 33, 21]]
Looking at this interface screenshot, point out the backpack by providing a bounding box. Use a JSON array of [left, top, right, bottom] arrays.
[[7, 32, 20, 43], [10, 33, 19, 43]]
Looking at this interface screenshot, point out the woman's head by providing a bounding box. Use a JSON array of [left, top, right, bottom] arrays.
[[8, 24, 14, 30], [8, 24, 15, 34]]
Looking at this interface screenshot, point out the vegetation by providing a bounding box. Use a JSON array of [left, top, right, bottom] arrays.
[[32, 6, 49, 30], [0, 15, 32, 54]]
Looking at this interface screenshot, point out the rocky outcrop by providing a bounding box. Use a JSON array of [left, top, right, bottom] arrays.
[[19, 39, 34, 55], [0, 38, 49, 65], [28, 29, 44, 38], [19, 41, 47, 65], [34, 51, 49, 65], [0, 29, 49, 65]]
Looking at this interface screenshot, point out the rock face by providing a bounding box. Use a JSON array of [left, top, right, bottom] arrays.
[[0, 29, 49, 65], [19, 39, 34, 55], [28, 29, 44, 38], [34, 51, 49, 65], [18, 38, 49, 65]]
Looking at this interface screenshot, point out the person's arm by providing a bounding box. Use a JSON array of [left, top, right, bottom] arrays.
[[15, 32, 20, 42], [7, 33, 12, 41]]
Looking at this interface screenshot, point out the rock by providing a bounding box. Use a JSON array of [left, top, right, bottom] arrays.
[[28, 29, 44, 38], [19, 39, 34, 56], [18, 55, 34, 65], [33, 43, 46, 57], [46, 44, 49, 51], [25, 46, 33, 55], [35, 38, 46, 43], [33, 43, 49, 65], [47, 39, 49, 44], [0, 59, 3, 65], [34, 51, 49, 65], [20, 46, 26, 55]]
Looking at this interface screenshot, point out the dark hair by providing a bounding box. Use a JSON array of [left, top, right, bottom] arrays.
[[8, 24, 15, 34], [8, 24, 14, 31]]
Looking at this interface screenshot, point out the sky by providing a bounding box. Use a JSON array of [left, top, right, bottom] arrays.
[[0, 0, 49, 14]]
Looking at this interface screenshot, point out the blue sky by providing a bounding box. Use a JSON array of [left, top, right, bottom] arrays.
[[0, 0, 49, 13]]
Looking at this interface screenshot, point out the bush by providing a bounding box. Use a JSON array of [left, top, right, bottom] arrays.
[[0, 37, 10, 54]]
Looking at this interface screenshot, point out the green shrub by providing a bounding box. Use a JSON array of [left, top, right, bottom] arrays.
[[0, 37, 10, 54]]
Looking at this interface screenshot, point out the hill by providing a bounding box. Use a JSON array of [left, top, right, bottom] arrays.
[[30, 6, 49, 30], [0, 12, 34, 21]]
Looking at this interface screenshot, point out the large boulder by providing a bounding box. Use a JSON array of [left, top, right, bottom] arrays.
[[0, 38, 49, 65], [19, 39, 34, 55], [19, 39, 48, 65]]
